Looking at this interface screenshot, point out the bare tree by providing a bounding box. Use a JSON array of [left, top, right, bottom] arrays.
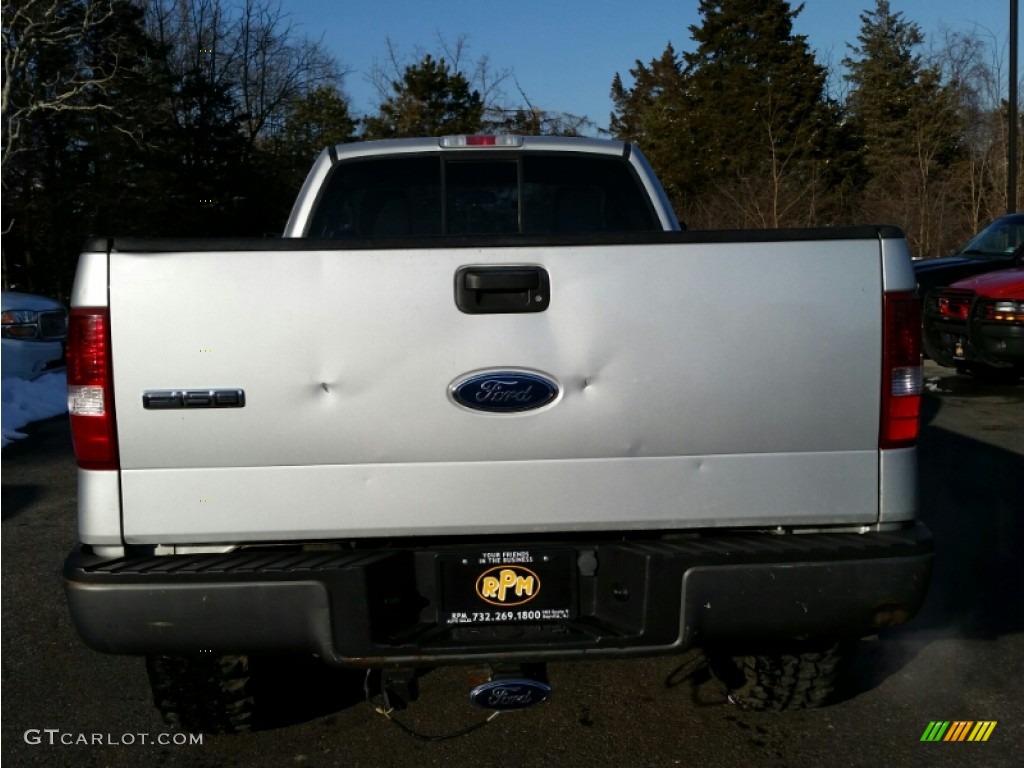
[[932, 24, 1022, 233], [143, 0, 345, 147], [367, 33, 512, 116], [1, 0, 137, 171], [231, 0, 342, 143], [368, 35, 593, 137], [481, 78, 595, 137]]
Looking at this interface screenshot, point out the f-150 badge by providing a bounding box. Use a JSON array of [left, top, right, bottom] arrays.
[[449, 370, 559, 413], [142, 389, 245, 409]]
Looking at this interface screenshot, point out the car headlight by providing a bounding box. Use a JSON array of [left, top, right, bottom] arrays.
[[977, 299, 1024, 323], [1, 309, 42, 339]]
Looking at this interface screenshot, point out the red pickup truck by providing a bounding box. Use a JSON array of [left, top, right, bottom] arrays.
[[922, 264, 1024, 378]]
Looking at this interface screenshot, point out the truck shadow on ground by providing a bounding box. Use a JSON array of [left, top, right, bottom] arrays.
[[0, 484, 43, 520], [913, 391, 1024, 638], [841, 389, 1024, 698], [1, 416, 72, 520], [247, 656, 367, 730]]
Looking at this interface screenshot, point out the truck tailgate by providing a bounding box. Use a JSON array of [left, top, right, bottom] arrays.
[[108, 238, 882, 542]]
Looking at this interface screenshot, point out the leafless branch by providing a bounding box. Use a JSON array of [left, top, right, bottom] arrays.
[[2, 0, 130, 169]]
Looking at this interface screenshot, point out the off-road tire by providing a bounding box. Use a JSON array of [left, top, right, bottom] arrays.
[[707, 641, 846, 711], [146, 654, 255, 734]]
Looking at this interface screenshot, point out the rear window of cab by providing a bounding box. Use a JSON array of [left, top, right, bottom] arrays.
[[305, 154, 660, 237]]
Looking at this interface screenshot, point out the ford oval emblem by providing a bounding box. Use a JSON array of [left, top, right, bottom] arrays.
[[469, 679, 552, 711], [450, 370, 559, 413]]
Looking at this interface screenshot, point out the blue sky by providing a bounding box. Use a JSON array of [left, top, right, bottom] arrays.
[[282, 0, 1019, 131]]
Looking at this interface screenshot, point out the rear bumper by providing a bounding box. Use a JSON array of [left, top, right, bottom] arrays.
[[64, 524, 933, 666]]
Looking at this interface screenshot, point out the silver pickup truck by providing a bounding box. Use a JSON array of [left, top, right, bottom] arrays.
[[63, 135, 932, 732]]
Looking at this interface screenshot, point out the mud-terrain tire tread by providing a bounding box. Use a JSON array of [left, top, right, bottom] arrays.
[[146, 654, 254, 734], [708, 642, 845, 711]]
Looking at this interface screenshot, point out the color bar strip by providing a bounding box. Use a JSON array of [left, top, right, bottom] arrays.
[[920, 721, 950, 742], [944, 721, 972, 742], [967, 722, 997, 742]]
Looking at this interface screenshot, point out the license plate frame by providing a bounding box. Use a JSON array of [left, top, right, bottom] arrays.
[[437, 549, 575, 626]]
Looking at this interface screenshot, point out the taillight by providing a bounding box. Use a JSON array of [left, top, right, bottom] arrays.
[[880, 292, 922, 449], [67, 308, 118, 470]]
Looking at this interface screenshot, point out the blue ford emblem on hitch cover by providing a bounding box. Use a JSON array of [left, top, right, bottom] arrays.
[[450, 370, 559, 413], [469, 679, 552, 710]]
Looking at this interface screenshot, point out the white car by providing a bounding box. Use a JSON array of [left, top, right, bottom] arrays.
[[1, 291, 68, 379]]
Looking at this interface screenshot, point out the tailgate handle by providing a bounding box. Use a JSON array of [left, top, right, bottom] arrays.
[[465, 270, 540, 292], [455, 266, 550, 314]]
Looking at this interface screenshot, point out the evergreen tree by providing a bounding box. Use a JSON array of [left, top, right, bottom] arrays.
[[610, 45, 691, 209], [66, 1, 177, 237], [843, 0, 966, 255], [611, 0, 854, 226], [280, 85, 357, 164], [681, 0, 849, 225], [250, 85, 358, 233], [363, 54, 484, 138], [843, 1, 957, 175], [164, 69, 250, 235]]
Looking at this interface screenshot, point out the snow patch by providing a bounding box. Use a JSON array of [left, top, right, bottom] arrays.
[[1, 370, 68, 448]]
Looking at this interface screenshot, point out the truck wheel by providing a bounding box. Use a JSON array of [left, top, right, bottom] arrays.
[[706, 641, 845, 711], [146, 654, 255, 734]]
